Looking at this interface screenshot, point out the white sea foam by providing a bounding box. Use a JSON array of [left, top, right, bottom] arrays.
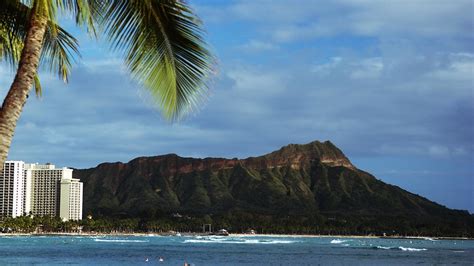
[[253, 240, 295, 244], [374, 245, 427, 252], [398, 246, 427, 252], [183, 237, 296, 245], [330, 239, 349, 244], [184, 239, 217, 244], [93, 239, 148, 243]]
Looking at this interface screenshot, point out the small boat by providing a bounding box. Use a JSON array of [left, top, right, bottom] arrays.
[[216, 229, 229, 236]]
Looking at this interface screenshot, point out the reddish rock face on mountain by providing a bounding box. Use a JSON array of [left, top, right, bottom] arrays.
[[74, 140, 472, 236], [253, 140, 355, 170]]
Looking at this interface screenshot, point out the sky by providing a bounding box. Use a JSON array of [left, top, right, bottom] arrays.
[[0, 0, 473, 212]]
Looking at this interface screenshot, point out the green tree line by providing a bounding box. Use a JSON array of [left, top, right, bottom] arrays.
[[1, 211, 472, 237]]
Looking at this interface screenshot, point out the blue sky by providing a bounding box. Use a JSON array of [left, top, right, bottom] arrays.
[[1, 0, 473, 212]]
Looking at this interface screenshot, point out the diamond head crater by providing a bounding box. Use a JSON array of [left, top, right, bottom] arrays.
[[73, 140, 473, 238]]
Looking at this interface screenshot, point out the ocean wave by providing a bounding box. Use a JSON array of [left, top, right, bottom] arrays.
[[372, 246, 426, 252], [183, 238, 296, 245], [398, 246, 427, 252], [330, 239, 350, 244], [93, 239, 149, 243]]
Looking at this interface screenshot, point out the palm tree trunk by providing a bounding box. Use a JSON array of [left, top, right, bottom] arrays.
[[0, 11, 48, 168]]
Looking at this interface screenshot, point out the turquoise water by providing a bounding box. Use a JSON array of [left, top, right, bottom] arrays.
[[0, 235, 472, 265]]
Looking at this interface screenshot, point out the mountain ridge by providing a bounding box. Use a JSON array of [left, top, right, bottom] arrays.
[[87, 140, 355, 172], [73, 140, 473, 236]]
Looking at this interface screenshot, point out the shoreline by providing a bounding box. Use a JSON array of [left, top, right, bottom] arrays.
[[0, 232, 471, 240]]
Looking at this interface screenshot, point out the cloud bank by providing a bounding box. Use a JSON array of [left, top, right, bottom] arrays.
[[1, 0, 472, 211]]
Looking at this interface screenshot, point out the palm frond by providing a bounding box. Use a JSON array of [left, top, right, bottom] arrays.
[[0, 0, 25, 66], [0, 27, 22, 68], [0, 0, 80, 94], [55, 0, 101, 36], [100, 0, 215, 120], [41, 22, 80, 82], [33, 74, 42, 97]]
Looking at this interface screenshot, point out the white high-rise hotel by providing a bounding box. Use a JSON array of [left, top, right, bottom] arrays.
[[60, 178, 83, 221], [0, 161, 25, 218], [0, 161, 83, 221]]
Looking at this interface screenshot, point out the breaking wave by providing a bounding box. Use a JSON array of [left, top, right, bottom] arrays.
[[183, 237, 296, 245], [93, 239, 149, 243], [330, 239, 350, 244], [373, 246, 427, 252], [398, 246, 427, 252]]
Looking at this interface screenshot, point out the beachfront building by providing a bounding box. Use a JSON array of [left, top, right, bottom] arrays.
[[0, 161, 26, 218], [25, 163, 73, 218], [0, 162, 83, 220], [59, 177, 83, 221]]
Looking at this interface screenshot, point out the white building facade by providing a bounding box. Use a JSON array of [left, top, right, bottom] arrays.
[[0, 162, 83, 221], [0, 161, 26, 218], [60, 178, 83, 221], [25, 163, 73, 217]]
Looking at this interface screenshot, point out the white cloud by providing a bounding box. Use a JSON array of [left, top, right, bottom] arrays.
[[272, 23, 337, 42], [80, 57, 126, 73], [374, 144, 469, 158], [350, 57, 384, 79], [227, 67, 287, 94], [311, 56, 384, 79], [202, 0, 473, 43], [311, 57, 343, 76], [2, 0, 472, 212], [427, 53, 474, 81], [239, 40, 279, 52], [428, 145, 451, 157], [228, 0, 320, 23]]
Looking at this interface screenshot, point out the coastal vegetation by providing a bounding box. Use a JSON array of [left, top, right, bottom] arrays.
[[1, 211, 471, 238], [0, 0, 214, 168]]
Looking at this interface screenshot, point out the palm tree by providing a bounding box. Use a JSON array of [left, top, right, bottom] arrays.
[[0, 0, 214, 167]]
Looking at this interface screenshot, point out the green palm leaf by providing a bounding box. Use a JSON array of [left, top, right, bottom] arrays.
[[0, 0, 27, 67], [42, 23, 80, 83], [1, 0, 215, 118], [0, 0, 81, 93], [100, 0, 215, 120]]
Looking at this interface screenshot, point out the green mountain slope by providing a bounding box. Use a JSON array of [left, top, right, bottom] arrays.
[[73, 140, 473, 236]]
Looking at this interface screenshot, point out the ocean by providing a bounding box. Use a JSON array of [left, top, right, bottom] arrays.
[[0, 235, 472, 265]]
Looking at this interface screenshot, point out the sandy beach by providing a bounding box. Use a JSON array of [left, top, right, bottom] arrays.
[[0, 232, 470, 240]]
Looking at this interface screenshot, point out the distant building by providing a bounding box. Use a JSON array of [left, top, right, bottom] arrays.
[[0, 161, 26, 218], [25, 163, 76, 218], [59, 177, 83, 221], [0, 162, 83, 221]]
